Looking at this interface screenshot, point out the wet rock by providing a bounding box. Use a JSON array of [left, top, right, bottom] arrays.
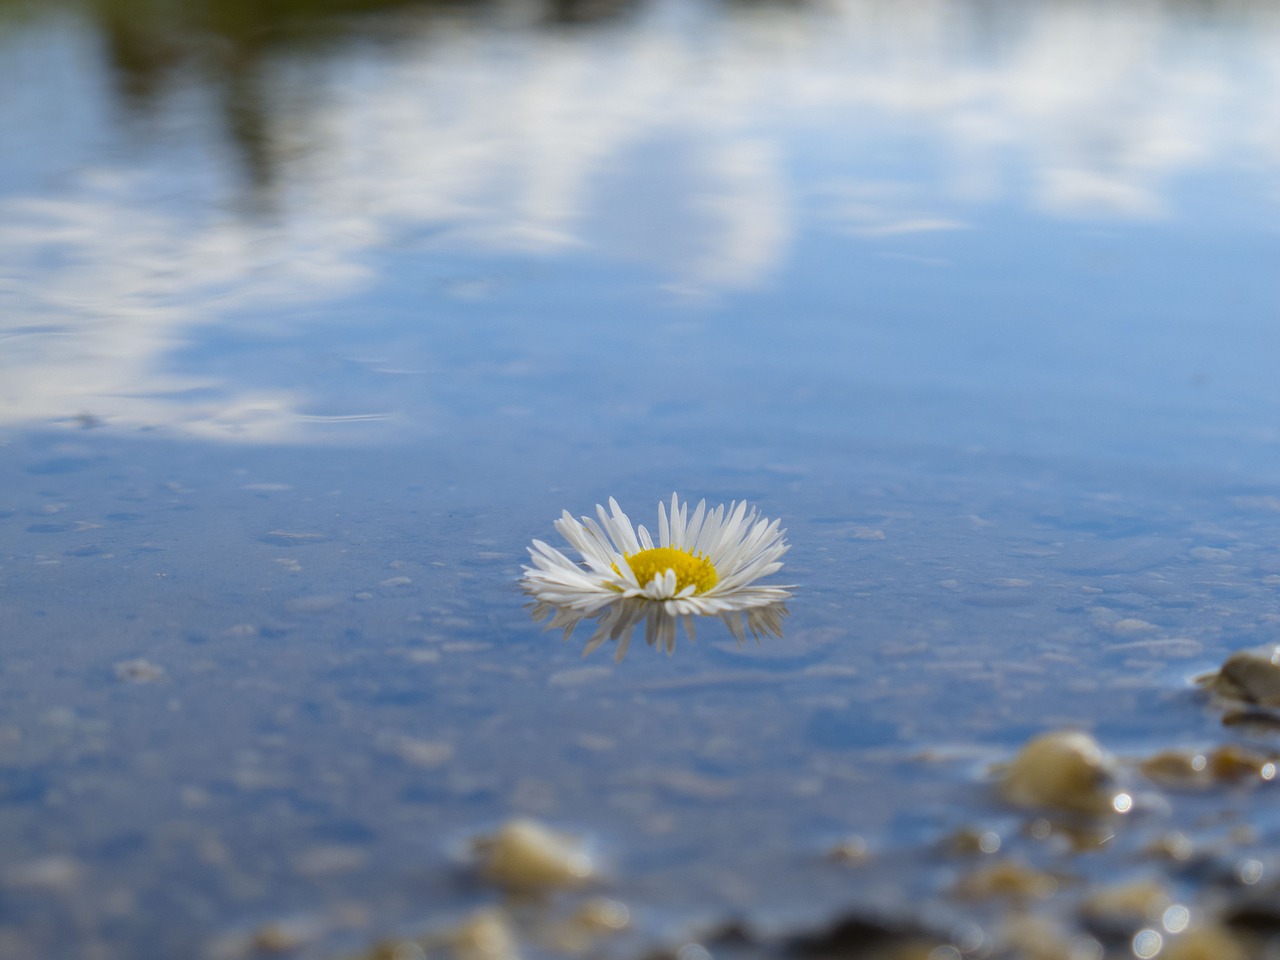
[[1162, 926, 1249, 960], [1020, 812, 1120, 852], [1225, 882, 1280, 933], [826, 835, 871, 863], [347, 939, 429, 960], [448, 910, 520, 960], [1221, 709, 1280, 731], [941, 827, 1001, 856], [1140, 750, 1207, 785], [572, 898, 630, 933], [1144, 831, 1196, 862], [997, 915, 1095, 960], [1140, 745, 1277, 788], [787, 911, 932, 958], [1203, 747, 1274, 783], [1200, 646, 1280, 706], [541, 898, 631, 953], [1078, 879, 1171, 939], [1000, 730, 1125, 816], [472, 819, 593, 892], [250, 917, 322, 953], [952, 859, 1059, 901]]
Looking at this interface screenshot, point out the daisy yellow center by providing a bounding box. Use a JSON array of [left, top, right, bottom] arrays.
[[619, 547, 719, 594]]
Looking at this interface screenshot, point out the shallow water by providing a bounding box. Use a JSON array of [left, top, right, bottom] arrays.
[[3, 0, 1280, 957]]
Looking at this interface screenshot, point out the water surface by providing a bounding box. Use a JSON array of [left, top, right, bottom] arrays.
[[2, 1, 1280, 957]]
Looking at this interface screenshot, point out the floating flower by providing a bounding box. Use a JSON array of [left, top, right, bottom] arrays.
[[522, 494, 792, 659]]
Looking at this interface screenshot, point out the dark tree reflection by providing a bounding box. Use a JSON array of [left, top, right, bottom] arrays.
[[54, 0, 648, 196], [0, 0, 1269, 202]]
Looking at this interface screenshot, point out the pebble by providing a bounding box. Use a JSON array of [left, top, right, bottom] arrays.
[[997, 915, 1094, 960], [448, 910, 520, 960], [542, 899, 632, 953], [827, 836, 871, 863], [1162, 926, 1249, 960], [1001, 730, 1125, 816], [1079, 879, 1170, 931], [347, 939, 431, 960], [250, 917, 322, 953], [1145, 831, 1195, 862], [573, 898, 630, 932], [953, 859, 1058, 901], [472, 819, 593, 891], [1200, 646, 1280, 706], [1141, 745, 1276, 787], [943, 828, 1001, 856]]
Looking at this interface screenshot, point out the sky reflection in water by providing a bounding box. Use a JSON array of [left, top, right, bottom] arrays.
[[2, 1, 1280, 958], [2, 0, 1277, 454]]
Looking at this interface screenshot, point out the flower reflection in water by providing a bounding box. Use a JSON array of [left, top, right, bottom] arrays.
[[523, 494, 792, 660]]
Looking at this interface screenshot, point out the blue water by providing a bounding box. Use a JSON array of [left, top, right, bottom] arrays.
[[2, 1, 1280, 957]]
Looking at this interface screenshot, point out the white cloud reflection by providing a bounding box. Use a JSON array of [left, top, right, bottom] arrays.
[[1, 0, 1278, 439]]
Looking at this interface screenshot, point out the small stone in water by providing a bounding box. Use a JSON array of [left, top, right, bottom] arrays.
[[1209, 745, 1277, 782], [473, 819, 593, 891], [1200, 646, 1280, 706], [953, 859, 1059, 901], [1140, 749, 1211, 785], [543, 899, 632, 953], [997, 915, 1088, 960], [1079, 879, 1171, 931], [1161, 926, 1249, 960], [1145, 831, 1195, 862], [1000, 730, 1123, 816], [573, 898, 630, 932], [827, 836, 870, 863], [251, 917, 321, 953], [942, 828, 1001, 856], [1142, 744, 1280, 787], [447, 910, 520, 960]]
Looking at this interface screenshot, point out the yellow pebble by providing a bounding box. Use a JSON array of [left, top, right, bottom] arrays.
[[473, 819, 593, 892], [1001, 730, 1122, 816], [448, 909, 520, 960], [1162, 926, 1249, 960]]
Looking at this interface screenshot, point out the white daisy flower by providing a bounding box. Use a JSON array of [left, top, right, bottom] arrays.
[[522, 494, 792, 660]]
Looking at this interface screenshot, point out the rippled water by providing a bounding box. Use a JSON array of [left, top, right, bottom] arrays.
[[3, 1, 1280, 957]]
